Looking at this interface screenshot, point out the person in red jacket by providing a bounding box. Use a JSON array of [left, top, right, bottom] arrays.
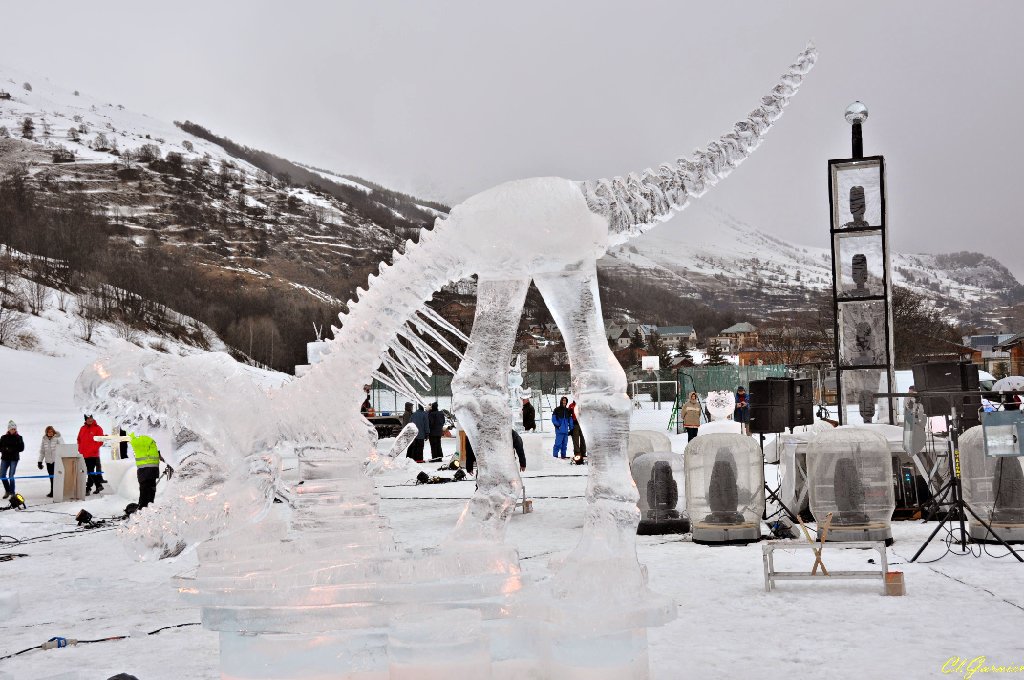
[[77, 414, 105, 495]]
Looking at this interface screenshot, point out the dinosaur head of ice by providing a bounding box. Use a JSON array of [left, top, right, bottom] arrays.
[[442, 177, 609, 277]]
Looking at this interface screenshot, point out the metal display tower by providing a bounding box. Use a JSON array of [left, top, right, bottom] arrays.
[[828, 102, 896, 425]]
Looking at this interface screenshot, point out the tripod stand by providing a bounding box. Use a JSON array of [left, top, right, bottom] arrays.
[[910, 408, 1023, 563], [759, 432, 803, 538]]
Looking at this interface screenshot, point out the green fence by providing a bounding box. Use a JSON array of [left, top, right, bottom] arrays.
[[673, 364, 790, 398], [371, 365, 789, 413]]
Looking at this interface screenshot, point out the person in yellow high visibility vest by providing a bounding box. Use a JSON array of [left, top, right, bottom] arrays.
[[129, 433, 164, 509]]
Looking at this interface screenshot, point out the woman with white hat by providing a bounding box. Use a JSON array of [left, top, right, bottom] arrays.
[[37, 425, 64, 498]]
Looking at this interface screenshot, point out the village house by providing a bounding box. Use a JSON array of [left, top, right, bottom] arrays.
[[963, 333, 1016, 375], [605, 323, 656, 349], [712, 322, 758, 352], [655, 325, 697, 348], [993, 333, 1024, 376]]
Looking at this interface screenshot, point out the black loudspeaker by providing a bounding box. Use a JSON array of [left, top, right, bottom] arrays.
[[959, 362, 982, 430], [912, 362, 961, 416], [912, 361, 982, 428], [749, 378, 791, 434], [790, 379, 814, 427]]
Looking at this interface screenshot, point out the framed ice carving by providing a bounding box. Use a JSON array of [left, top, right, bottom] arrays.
[[840, 368, 890, 424], [838, 300, 887, 366], [830, 158, 884, 230], [834, 233, 886, 298], [981, 410, 1024, 457]]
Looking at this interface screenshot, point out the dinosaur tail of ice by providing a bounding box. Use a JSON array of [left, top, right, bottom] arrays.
[[581, 43, 817, 244], [274, 219, 470, 449]]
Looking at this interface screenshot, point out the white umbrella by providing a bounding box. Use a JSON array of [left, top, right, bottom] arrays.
[[993, 375, 1024, 392]]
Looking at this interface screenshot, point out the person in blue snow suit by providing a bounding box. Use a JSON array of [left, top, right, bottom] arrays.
[[551, 396, 573, 459]]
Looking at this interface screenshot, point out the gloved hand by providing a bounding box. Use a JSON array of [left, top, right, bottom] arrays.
[[38, 462, 43, 470]]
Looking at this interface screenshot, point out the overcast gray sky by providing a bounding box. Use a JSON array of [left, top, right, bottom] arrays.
[[2, 1, 1022, 278]]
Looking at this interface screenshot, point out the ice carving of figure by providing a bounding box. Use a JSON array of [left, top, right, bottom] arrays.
[[844, 185, 869, 228], [833, 454, 869, 525], [705, 391, 736, 421], [507, 353, 525, 411], [706, 448, 743, 524], [851, 253, 869, 296], [854, 321, 873, 358], [857, 388, 876, 424], [645, 460, 680, 521]]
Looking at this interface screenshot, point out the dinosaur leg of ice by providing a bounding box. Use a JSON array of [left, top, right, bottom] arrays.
[[534, 263, 641, 574], [446, 278, 530, 545]]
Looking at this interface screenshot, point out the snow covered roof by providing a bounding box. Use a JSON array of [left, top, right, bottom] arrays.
[[994, 332, 1024, 350], [720, 322, 757, 334], [964, 333, 1016, 350], [657, 325, 695, 336]]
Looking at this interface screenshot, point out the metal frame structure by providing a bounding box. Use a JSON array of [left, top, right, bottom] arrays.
[[828, 153, 896, 424]]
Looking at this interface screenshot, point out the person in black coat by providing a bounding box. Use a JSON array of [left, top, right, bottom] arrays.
[[409, 404, 429, 462], [427, 402, 445, 461], [463, 430, 527, 475], [511, 430, 526, 472], [1, 420, 25, 499], [522, 398, 536, 431]]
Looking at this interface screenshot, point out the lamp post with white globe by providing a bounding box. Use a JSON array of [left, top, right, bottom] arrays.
[[845, 100, 868, 158]]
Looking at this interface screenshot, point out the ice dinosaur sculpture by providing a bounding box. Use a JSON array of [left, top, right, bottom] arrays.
[[77, 44, 816, 678]]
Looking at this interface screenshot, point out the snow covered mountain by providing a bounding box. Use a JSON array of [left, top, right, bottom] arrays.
[[599, 201, 1018, 324]]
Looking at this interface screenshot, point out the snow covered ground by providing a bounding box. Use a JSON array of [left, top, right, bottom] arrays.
[[1, 321, 1022, 678]]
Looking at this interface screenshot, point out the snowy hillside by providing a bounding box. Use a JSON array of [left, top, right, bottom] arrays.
[[601, 201, 1018, 321], [0, 66, 436, 307]]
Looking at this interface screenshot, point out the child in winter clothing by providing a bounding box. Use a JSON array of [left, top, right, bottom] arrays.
[[37, 426, 64, 497]]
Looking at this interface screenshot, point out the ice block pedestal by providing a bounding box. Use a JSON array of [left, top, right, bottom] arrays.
[[177, 446, 525, 680]]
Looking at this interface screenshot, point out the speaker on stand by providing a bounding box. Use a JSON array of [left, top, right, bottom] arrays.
[[749, 378, 792, 434], [911, 361, 983, 433], [790, 379, 814, 427]]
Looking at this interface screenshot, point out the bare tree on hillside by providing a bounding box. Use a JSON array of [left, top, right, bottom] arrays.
[[27, 279, 48, 315], [77, 290, 101, 343], [55, 288, 70, 313], [0, 288, 27, 345], [114, 316, 140, 344]]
